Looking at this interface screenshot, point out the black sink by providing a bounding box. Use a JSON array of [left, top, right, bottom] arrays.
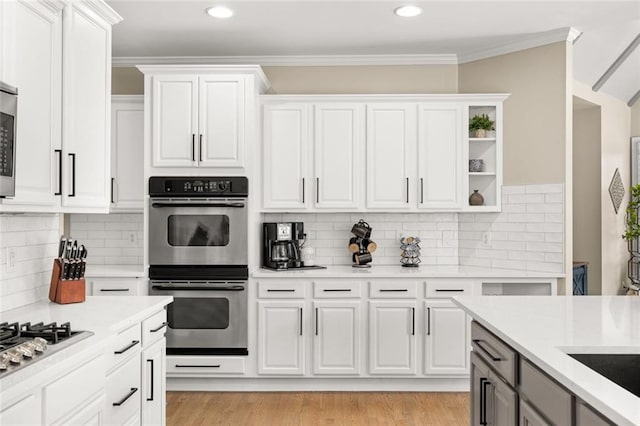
[[568, 354, 640, 398]]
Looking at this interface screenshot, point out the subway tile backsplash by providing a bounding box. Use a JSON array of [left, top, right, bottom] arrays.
[[0, 214, 61, 312], [69, 214, 143, 265], [264, 183, 564, 271]]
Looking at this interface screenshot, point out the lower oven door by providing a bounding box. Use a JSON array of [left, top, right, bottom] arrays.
[[150, 281, 248, 355]]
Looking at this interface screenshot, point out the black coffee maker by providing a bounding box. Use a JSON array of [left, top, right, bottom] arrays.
[[263, 222, 304, 270]]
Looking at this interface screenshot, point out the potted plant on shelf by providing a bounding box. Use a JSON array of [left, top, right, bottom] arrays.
[[622, 184, 640, 294], [469, 113, 495, 138]]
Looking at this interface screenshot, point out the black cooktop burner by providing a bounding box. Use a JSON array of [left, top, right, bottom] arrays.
[[0, 321, 81, 351]]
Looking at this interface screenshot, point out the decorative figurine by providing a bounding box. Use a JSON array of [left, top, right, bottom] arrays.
[[400, 236, 421, 267], [348, 220, 377, 268]]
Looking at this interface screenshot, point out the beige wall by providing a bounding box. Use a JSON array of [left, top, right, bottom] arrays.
[[112, 64, 458, 95], [574, 80, 632, 295], [573, 101, 602, 294], [632, 101, 640, 136]]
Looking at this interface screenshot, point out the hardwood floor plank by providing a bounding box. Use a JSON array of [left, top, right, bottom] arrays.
[[167, 392, 470, 425]]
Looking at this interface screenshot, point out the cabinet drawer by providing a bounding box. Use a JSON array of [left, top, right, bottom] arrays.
[[425, 279, 474, 298], [313, 281, 361, 298], [106, 355, 141, 425], [369, 281, 418, 298], [471, 321, 517, 387], [44, 354, 105, 424], [258, 281, 306, 298], [167, 356, 246, 375], [520, 358, 572, 426], [108, 324, 142, 372], [142, 309, 167, 347], [91, 278, 140, 296]]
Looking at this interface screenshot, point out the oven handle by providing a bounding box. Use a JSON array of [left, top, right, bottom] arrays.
[[151, 202, 245, 208], [151, 285, 245, 291]]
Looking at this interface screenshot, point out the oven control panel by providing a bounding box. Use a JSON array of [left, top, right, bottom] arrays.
[[149, 176, 248, 197]]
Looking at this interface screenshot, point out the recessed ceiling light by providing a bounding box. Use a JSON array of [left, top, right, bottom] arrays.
[[206, 6, 234, 19], [394, 5, 423, 17]]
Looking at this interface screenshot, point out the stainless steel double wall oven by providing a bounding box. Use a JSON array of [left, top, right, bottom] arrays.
[[148, 176, 248, 355]]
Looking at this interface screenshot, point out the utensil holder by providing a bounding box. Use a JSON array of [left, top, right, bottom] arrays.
[[48, 259, 85, 304]]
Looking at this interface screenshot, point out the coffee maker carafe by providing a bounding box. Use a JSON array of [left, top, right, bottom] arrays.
[[263, 222, 304, 270]]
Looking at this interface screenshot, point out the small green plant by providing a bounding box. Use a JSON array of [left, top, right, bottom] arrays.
[[623, 184, 640, 240], [469, 114, 495, 131]]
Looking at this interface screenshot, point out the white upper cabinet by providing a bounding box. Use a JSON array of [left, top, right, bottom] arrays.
[[366, 104, 417, 209], [111, 96, 143, 211], [140, 66, 269, 170], [263, 103, 310, 209], [0, 0, 62, 211], [151, 75, 198, 167], [198, 75, 245, 167], [418, 104, 462, 209], [314, 103, 364, 209]]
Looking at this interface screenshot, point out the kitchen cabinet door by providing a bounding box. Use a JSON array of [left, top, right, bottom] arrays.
[[258, 301, 306, 375], [520, 399, 551, 426], [471, 351, 492, 426], [313, 103, 364, 209], [313, 301, 361, 375], [198, 75, 245, 168], [0, 0, 62, 211], [491, 370, 517, 426], [368, 301, 416, 375], [418, 104, 462, 209], [424, 299, 469, 375], [61, 2, 113, 210], [142, 338, 166, 426], [263, 103, 310, 209], [111, 96, 143, 211], [0, 393, 41, 425], [151, 75, 198, 167], [366, 104, 417, 209], [62, 394, 105, 426]]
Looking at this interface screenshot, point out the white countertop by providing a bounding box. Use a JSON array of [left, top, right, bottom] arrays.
[[252, 265, 564, 279], [0, 296, 172, 395], [84, 264, 146, 278], [453, 296, 640, 426]]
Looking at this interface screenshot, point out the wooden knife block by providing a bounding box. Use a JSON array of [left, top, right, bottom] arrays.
[[49, 258, 85, 304]]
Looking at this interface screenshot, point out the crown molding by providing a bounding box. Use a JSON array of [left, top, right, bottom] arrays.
[[457, 27, 582, 64], [82, 0, 123, 25], [112, 54, 458, 68]]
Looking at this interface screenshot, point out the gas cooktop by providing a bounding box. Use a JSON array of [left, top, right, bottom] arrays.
[[0, 321, 93, 377]]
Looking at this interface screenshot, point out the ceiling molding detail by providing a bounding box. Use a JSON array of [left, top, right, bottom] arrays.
[[629, 89, 640, 107], [592, 33, 640, 92], [112, 54, 458, 67], [457, 27, 581, 64]]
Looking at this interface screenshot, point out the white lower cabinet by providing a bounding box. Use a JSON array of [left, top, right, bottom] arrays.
[[258, 301, 306, 375], [313, 301, 361, 375], [89, 277, 142, 296], [64, 394, 106, 426], [424, 299, 470, 375], [142, 339, 166, 426], [368, 301, 417, 375], [0, 393, 41, 425], [106, 348, 142, 425]]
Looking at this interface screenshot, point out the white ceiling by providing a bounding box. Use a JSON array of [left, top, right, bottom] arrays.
[[107, 0, 640, 105]]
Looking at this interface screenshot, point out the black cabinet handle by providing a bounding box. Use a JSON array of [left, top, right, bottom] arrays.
[[113, 388, 138, 407], [100, 288, 129, 292], [199, 134, 203, 162], [175, 364, 220, 368], [315, 307, 318, 336], [302, 178, 305, 203], [420, 177, 424, 204], [323, 289, 352, 292], [426, 307, 431, 335], [299, 307, 303, 336], [435, 289, 465, 292], [191, 134, 195, 161], [267, 289, 295, 292], [110, 177, 115, 203], [380, 289, 408, 292], [150, 322, 168, 333], [473, 339, 502, 362], [479, 378, 490, 425], [68, 153, 76, 197], [411, 307, 415, 335], [114, 340, 139, 355], [147, 359, 154, 401], [316, 177, 319, 203], [54, 149, 62, 195], [406, 177, 409, 203]]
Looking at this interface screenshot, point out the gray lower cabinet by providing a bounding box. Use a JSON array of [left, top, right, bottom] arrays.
[[470, 351, 517, 426], [576, 401, 615, 426], [520, 399, 551, 426]]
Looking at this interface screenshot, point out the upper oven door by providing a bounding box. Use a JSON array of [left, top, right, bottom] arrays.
[[148, 198, 248, 265], [0, 83, 18, 197]]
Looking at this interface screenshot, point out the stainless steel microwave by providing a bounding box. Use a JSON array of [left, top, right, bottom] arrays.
[[0, 82, 18, 198]]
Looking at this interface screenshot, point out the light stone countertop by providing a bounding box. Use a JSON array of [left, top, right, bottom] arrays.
[[252, 264, 564, 279], [453, 296, 640, 426], [0, 296, 172, 396]]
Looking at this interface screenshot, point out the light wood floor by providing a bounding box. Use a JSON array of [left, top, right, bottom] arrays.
[[167, 392, 470, 425]]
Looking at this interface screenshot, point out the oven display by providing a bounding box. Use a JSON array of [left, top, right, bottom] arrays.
[[0, 112, 14, 177]]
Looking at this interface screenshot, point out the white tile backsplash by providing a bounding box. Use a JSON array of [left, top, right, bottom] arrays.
[[0, 214, 61, 312], [69, 214, 143, 265]]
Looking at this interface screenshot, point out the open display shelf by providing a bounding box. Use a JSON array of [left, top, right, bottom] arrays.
[[466, 104, 501, 211]]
